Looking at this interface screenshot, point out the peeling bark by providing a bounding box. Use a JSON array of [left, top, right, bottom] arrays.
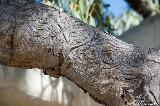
[[1, 1, 160, 106]]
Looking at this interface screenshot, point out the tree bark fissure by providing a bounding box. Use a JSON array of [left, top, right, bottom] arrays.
[[1, 1, 160, 106]]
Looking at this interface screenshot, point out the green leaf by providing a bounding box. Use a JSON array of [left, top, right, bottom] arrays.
[[70, 9, 81, 19], [79, 0, 85, 20], [105, 16, 111, 26], [89, 16, 96, 26]]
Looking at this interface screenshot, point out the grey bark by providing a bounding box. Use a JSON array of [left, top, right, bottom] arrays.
[[1, 1, 160, 106]]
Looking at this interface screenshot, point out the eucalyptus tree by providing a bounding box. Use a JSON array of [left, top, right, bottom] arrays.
[[1, 0, 160, 106]]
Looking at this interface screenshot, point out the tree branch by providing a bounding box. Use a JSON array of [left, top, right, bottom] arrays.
[[1, 2, 160, 106]]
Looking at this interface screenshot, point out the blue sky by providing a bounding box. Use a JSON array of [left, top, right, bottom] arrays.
[[103, 0, 129, 17]]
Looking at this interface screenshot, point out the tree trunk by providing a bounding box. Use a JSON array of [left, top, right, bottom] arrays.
[[1, 1, 160, 106]]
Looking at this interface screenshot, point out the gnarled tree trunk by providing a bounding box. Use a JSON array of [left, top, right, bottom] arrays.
[[1, 0, 160, 106]]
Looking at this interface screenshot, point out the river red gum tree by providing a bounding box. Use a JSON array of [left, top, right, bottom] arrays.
[[1, 0, 160, 106]]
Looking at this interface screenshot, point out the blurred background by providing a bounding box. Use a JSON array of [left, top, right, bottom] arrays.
[[0, 0, 160, 106]]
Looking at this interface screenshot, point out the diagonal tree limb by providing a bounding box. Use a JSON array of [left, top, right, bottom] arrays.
[[1, 1, 160, 106]]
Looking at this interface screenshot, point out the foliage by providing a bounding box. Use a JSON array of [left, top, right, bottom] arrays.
[[42, 0, 143, 36], [111, 9, 143, 36], [43, 0, 111, 30], [38, 0, 146, 36]]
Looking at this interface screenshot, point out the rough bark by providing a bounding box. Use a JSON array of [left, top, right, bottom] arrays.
[[1, 1, 160, 106], [125, 0, 160, 18]]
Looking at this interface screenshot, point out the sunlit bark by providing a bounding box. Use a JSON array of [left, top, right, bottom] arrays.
[[1, 1, 160, 106]]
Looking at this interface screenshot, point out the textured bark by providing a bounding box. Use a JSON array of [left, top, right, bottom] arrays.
[[1, 1, 160, 106], [126, 0, 160, 18]]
